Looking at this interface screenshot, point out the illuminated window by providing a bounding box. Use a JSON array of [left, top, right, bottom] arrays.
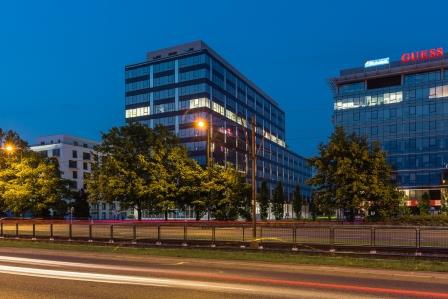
[[429, 85, 448, 99], [212, 102, 225, 115], [334, 91, 402, 110], [125, 106, 150, 118], [179, 98, 210, 110]]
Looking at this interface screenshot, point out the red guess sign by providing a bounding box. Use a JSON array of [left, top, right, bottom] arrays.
[[401, 48, 444, 63]]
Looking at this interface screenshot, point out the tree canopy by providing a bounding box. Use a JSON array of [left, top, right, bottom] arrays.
[[258, 181, 270, 220], [86, 123, 251, 221], [272, 182, 285, 220], [86, 123, 188, 220], [206, 163, 251, 221], [307, 126, 402, 221], [292, 184, 302, 220], [0, 129, 68, 217]]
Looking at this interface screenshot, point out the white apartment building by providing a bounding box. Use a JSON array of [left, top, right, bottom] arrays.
[[30, 134, 124, 220]]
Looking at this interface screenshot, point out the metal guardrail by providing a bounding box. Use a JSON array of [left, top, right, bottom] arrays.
[[0, 221, 447, 254]]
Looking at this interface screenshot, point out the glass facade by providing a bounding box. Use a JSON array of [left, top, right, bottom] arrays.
[[332, 55, 448, 206], [125, 41, 311, 202]]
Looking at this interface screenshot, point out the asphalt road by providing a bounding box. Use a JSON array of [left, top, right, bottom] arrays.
[[0, 247, 447, 298]]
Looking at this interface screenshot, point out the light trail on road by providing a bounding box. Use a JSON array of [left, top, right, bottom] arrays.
[[0, 254, 447, 298], [0, 263, 368, 299]]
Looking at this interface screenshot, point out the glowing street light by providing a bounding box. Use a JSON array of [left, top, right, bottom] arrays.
[[1, 144, 22, 159], [196, 119, 206, 129], [195, 117, 212, 167], [5, 144, 14, 153]]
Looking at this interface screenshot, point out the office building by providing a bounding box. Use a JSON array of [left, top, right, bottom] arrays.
[[331, 47, 448, 208], [30, 134, 124, 219], [125, 41, 312, 218]]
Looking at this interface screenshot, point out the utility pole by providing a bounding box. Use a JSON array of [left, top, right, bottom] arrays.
[[206, 113, 212, 167], [250, 117, 258, 247], [206, 113, 212, 221]]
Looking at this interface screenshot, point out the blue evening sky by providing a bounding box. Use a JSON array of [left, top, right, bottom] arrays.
[[0, 0, 446, 157]]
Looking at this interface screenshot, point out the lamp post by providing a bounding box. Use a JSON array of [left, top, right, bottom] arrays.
[[1, 143, 21, 159], [250, 117, 257, 247], [5, 144, 14, 153], [196, 114, 213, 221], [195, 114, 212, 167], [195, 114, 259, 244], [246, 116, 266, 248]]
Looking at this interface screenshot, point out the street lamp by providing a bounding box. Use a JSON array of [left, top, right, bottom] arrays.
[[195, 115, 212, 167], [1, 144, 24, 160], [249, 117, 257, 248], [195, 115, 213, 221], [5, 144, 14, 153]]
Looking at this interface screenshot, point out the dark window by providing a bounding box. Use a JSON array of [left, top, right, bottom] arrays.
[[52, 149, 60, 157], [72, 150, 78, 158], [72, 171, 78, 179], [83, 162, 88, 170], [68, 180, 77, 189], [69, 160, 77, 168], [83, 143, 88, 148], [83, 152, 91, 160], [367, 75, 401, 89]]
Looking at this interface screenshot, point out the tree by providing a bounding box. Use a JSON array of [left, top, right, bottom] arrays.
[[206, 163, 251, 221], [309, 193, 317, 221], [147, 145, 205, 220], [441, 189, 448, 215], [86, 123, 168, 220], [203, 164, 226, 220], [292, 184, 302, 220], [71, 189, 91, 218], [398, 193, 411, 217], [86, 123, 207, 221], [365, 142, 402, 220], [418, 192, 430, 216], [0, 130, 68, 217], [307, 126, 402, 221], [272, 182, 285, 220], [258, 181, 270, 220]]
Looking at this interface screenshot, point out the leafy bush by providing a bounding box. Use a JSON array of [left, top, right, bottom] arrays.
[[387, 215, 448, 226]]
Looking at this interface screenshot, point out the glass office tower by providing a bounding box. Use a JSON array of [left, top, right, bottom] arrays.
[[124, 41, 311, 206], [331, 49, 448, 208]]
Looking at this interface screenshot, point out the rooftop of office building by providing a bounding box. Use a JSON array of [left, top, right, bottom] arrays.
[[125, 40, 280, 107], [32, 134, 99, 148], [332, 47, 448, 85]]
